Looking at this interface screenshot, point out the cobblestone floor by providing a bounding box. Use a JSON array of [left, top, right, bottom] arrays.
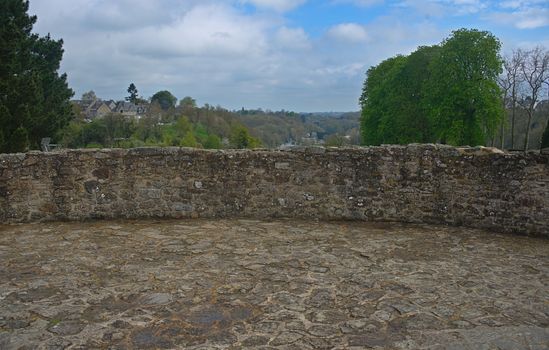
[[0, 219, 547, 349]]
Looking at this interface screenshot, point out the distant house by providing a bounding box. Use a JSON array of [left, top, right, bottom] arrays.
[[115, 101, 138, 117], [104, 100, 117, 110], [88, 100, 113, 119], [115, 101, 149, 118], [73, 98, 150, 120], [73, 99, 114, 120]]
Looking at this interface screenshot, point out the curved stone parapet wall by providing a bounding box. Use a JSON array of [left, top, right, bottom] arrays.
[[0, 145, 548, 236]]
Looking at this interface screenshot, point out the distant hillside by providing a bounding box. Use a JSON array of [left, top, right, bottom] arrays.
[[235, 110, 360, 148]]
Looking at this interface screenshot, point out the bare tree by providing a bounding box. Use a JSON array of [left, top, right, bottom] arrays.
[[518, 47, 549, 151], [539, 80, 549, 151], [502, 50, 524, 149], [497, 67, 512, 149]]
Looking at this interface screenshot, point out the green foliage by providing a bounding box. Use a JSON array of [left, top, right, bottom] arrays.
[[428, 29, 503, 146], [0, 0, 74, 153], [151, 90, 177, 110], [204, 134, 222, 149], [85, 142, 103, 149], [175, 116, 192, 135], [325, 134, 346, 147], [58, 120, 84, 148], [179, 96, 197, 109], [126, 83, 139, 103], [180, 131, 199, 148], [7, 126, 29, 153], [230, 124, 261, 149], [360, 55, 409, 145], [80, 120, 108, 146], [360, 28, 504, 147]]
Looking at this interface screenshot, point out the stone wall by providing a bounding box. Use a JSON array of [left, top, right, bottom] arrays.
[[1, 145, 548, 236]]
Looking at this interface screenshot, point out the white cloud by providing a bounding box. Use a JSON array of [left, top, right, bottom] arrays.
[[123, 4, 268, 57], [25, 0, 548, 112], [498, 0, 549, 9], [275, 27, 312, 50], [439, 0, 488, 14], [240, 0, 307, 12], [327, 23, 369, 43], [395, 0, 446, 18], [486, 7, 549, 29]]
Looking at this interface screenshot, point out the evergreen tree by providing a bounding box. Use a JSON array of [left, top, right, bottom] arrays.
[[0, 0, 73, 153], [7, 126, 29, 153], [126, 83, 139, 103]]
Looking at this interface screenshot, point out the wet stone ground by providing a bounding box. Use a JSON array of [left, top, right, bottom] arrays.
[[0, 219, 547, 350]]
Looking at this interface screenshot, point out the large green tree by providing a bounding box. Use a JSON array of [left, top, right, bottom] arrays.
[[360, 46, 440, 146], [427, 29, 503, 146], [151, 90, 177, 111], [360, 55, 407, 145], [360, 28, 504, 147], [0, 0, 73, 153]]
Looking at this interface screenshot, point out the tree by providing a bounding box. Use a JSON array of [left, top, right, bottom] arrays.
[[359, 44, 440, 145], [541, 119, 549, 149], [81, 90, 97, 101], [325, 134, 346, 147], [517, 47, 549, 151], [360, 56, 407, 145], [204, 134, 222, 149], [230, 124, 261, 149], [151, 90, 177, 110], [360, 30, 504, 147], [7, 126, 29, 153], [427, 29, 503, 146], [502, 50, 525, 149], [180, 131, 199, 148], [497, 65, 512, 149], [126, 83, 138, 103], [0, 0, 74, 153], [179, 96, 197, 109]]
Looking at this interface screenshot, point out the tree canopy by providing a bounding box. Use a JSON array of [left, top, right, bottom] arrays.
[[0, 0, 74, 153], [81, 90, 97, 101], [151, 90, 177, 110], [360, 28, 504, 146], [126, 83, 139, 103]]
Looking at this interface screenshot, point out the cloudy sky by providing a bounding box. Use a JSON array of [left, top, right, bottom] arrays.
[[29, 0, 549, 112]]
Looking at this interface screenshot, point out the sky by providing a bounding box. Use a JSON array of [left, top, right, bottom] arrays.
[[29, 0, 549, 112]]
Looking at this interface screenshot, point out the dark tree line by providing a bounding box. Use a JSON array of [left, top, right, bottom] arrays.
[[0, 0, 73, 153]]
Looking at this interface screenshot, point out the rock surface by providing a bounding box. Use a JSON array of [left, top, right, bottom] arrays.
[[0, 219, 547, 349]]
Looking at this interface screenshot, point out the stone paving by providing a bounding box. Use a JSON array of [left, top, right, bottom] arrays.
[[0, 219, 547, 349]]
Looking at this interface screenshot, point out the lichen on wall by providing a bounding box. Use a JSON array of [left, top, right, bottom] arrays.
[[0, 145, 548, 237]]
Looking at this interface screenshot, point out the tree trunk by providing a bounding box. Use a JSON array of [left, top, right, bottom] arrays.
[[540, 116, 549, 151], [511, 91, 516, 149], [500, 119, 505, 149], [524, 110, 533, 152]]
